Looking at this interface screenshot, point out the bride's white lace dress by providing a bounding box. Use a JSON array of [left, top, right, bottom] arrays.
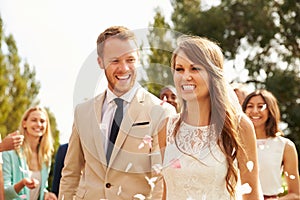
[[162, 115, 241, 200]]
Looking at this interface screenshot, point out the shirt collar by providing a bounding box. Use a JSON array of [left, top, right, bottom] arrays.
[[106, 82, 141, 104]]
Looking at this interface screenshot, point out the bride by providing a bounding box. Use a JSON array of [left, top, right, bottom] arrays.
[[159, 35, 263, 200]]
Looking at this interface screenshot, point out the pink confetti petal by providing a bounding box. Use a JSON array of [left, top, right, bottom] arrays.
[[170, 158, 181, 169], [143, 135, 153, 148], [160, 96, 167, 105]]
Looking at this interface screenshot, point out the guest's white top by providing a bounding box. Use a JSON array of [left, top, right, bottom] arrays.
[[257, 136, 288, 195]]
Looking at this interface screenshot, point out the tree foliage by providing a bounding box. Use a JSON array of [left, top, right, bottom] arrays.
[[0, 16, 40, 135], [0, 15, 60, 188], [146, 0, 300, 165], [140, 8, 175, 96]]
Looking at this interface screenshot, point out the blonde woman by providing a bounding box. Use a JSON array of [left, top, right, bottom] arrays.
[[2, 106, 57, 200]]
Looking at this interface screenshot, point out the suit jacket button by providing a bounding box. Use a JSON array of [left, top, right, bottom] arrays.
[[106, 183, 111, 188]]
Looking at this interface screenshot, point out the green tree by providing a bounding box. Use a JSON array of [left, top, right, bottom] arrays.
[[0, 16, 40, 134], [0, 15, 60, 189], [146, 0, 300, 167], [141, 8, 176, 96]]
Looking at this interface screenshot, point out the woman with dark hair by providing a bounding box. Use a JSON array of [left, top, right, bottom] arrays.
[[160, 35, 262, 199], [242, 89, 300, 200]]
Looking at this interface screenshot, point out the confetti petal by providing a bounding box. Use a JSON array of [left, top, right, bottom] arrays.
[[143, 135, 153, 148], [170, 158, 181, 169], [138, 142, 145, 149], [284, 171, 289, 176], [152, 164, 163, 174], [238, 183, 252, 195], [145, 176, 158, 190], [133, 194, 146, 200], [289, 175, 296, 180], [117, 186, 122, 196], [246, 161, 254, 172], [160, 96, 167, 105], [125, 163, 133, 172], [261, 104, 267, 111]]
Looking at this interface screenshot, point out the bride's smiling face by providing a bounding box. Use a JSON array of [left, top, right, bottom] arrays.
[[173, 50, 210, 102]]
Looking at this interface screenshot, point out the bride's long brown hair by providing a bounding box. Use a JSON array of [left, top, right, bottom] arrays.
[[171, 35, 244, 198]]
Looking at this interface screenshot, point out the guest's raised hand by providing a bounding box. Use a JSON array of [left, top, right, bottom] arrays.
[[0, 130, 24, 151]]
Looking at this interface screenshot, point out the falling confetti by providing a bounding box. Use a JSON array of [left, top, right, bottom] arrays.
[[160, 96, 167, 105], [138, 142, 145, 149], [246, 161, 254, 172], [138, 135, 153, 149], [284, 171, 289, 176], [143, 135, 153, 148], [145, 176, 158, 190], [152, 164, 163, 174], [117, 186, 122, 196], [170, 158, 181, 169], [125, 163, 133, 172], [239, 183, 252, 195], [20, 194, 27, 199], [133, 194, 146, 200], [258, 144, 265, 150], [261, 104, 267, 111], [289, 175, 296, 180]]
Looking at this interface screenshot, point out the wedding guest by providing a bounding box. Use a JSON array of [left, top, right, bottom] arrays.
[[0, 131, 24, 199], [243, 89, 300, 200], [159, 85, 180, 112], [51, 143, 68, 197], [2, 106, 57, 200]]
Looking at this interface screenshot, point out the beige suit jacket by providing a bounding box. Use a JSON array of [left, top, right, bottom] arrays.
[[59, 87, 176, 200]]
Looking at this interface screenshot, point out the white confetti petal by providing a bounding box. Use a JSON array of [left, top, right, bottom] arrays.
[[238, 183, 252, 195], [246, 161, 254, 172], [284, 171, 289, 176], [117, 186, 122, 196], [152, 164, 163, 174], [138, 142, 145, 149], [145, 176, 157, 190], [125, 163, 133, 172], [133, 194, 146, 200], [289, 175, 296, 179]]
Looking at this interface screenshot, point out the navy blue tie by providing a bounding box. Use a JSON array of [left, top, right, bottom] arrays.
[[106, 98, 124, 164]]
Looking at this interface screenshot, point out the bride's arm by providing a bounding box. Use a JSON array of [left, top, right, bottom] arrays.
[[237, 114, 263, 200]]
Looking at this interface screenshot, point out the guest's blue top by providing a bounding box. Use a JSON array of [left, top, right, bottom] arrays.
[[2, 149, 50, 200]]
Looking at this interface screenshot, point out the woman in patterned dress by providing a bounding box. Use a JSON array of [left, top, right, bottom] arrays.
[[160, 35, 263, 200]]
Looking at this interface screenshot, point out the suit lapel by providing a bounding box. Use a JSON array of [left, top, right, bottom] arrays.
[[108, 88, 146, 166], [93, 92, 108, 166]]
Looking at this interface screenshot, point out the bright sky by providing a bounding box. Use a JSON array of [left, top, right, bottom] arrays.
[[0, 0, 242, 144], [0, 0, 173, 143]]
